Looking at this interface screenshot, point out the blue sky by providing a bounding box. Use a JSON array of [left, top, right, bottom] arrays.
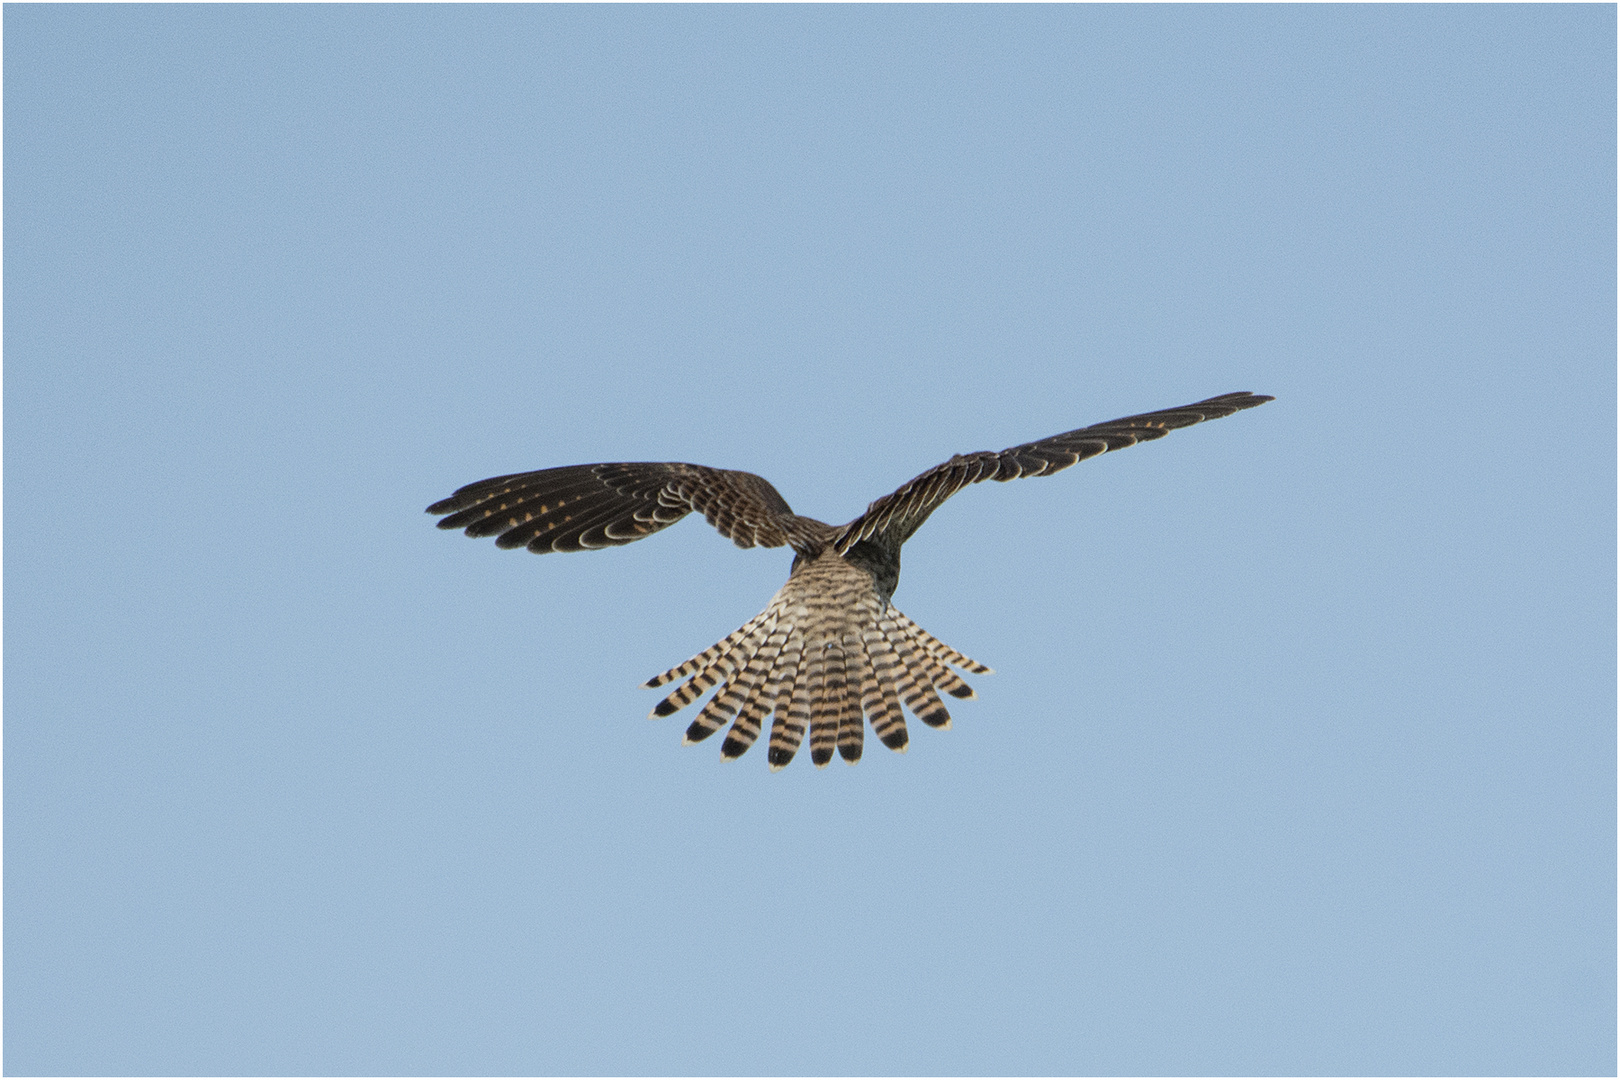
[[6, 6, 1614, 1075]]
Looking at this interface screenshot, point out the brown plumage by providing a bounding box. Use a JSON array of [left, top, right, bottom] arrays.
[[427, 391, 1272, 768]]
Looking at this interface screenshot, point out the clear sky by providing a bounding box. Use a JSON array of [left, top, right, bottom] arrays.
[[6, 6, 1614, 1075]]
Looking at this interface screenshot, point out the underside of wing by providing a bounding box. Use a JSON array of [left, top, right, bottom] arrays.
[[833, 390, 1274, 552], [427, 461, 810, 554]]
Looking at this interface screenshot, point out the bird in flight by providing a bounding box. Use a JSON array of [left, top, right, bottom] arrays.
[[428, 391, 1272, 769]]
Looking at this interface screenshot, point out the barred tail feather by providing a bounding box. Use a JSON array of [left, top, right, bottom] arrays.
[[860, 624, 910, 751], [838, 631, 868, 764], [642, 550, 993, 768], [682, 621, 785, 746], [720, 627, 797, 760], [648, 613, 775, 717], [642, 607, 776, 689], [769, 641, 815, 770], [877, 608, 953, 728], [888, 609, 993, 675], [895, 616, 977, 701], [809, 643, 846, 767], [690, 621, 791, 749]]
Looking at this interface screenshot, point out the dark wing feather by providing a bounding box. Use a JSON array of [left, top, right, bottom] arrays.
[[428, 462, 814, 554], [833, 391, 1274, 552]]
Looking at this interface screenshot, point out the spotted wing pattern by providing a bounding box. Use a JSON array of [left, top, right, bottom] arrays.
[[642, 550, 992, 769], [833, 391, 1275, 552], [428, 462, 829, 554]]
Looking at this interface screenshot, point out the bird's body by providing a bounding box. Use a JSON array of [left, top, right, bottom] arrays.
[[428, 391, 1272, 768]]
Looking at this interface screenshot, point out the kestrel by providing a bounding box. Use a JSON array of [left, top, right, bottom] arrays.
[[428, 391, 1272, 769]]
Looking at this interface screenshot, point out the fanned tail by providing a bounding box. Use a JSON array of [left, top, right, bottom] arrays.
[[644, 551, 991, 769]]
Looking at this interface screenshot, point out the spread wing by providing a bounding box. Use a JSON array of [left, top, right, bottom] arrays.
[[833, 391, 1274, 553], [428, 462, 822, 554]]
